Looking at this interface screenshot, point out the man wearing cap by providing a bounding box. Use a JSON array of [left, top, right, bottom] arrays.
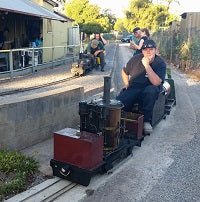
[[130, 27, 141, 55], [86, 39, 106, 72], [117, 39, 166, 134]]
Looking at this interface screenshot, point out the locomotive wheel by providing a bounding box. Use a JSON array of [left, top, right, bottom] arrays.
[[99, 166, 107, 174], [127, 146, 133, 156], [98, 163, 113, 174], [104, 163, 113, 173], [120, 149, 128, 159], [72, 72, 78, 77]]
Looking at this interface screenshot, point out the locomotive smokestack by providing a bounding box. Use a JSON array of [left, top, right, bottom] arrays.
[[103, 76, 111, 103]]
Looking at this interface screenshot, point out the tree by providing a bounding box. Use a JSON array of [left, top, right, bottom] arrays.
[[65, 0, 114, 35], [81, 23, 103, 37], [154, 0, 180, 10], [119, 0, 176, 32], [101, 9, 116, 31], [114, 18, 127, 32], [65, 0, 94, 24]]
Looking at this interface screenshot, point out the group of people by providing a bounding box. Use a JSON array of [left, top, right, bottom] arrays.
[[1, 27, 165, 135], [85, 28, 166, 135], [117, 27, 166, 134], [86, 32, 107, 72]]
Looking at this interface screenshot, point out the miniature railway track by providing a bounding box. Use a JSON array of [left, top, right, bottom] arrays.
[[41, 183, 77, 202], [0, 43, 116, 97], [0, 75, 78, 96], [20, 179, 78, 202]]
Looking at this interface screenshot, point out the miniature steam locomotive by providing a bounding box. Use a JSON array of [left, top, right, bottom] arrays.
[[71, 53, 101, 77], [50, 74, 176, 186]]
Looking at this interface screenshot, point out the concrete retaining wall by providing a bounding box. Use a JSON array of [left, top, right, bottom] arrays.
[[0, 85, 84, 150]]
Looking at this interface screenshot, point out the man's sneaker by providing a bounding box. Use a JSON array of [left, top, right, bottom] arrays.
[[143, 122, 152, 134]]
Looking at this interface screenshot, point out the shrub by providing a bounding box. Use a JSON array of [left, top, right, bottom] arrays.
[[0, 150, 39, 199]]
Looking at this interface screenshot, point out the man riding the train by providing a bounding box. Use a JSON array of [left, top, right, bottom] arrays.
[[117, 39, 166, 134], [86, 39, 106, 72]]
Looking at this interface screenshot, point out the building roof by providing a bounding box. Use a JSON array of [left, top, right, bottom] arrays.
[[0, 0, 67, 22], [54, 11, 74, 22], [44, 0, 58, 7]]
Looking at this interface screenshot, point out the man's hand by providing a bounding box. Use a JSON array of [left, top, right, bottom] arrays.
[[129, 44, 136, 50], [120, 86, 128, 92], [142, 56, 154, 69], [94, 50, 101, 56], [141, 56, 162, 86], [142, 57, 150, 68]]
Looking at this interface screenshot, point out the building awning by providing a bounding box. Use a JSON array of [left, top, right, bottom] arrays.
[[0, 0, 67, 22]]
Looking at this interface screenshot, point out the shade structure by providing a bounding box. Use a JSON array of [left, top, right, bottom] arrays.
[[0, 0, 67, 22]]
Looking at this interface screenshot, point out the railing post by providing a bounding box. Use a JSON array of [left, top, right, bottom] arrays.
[[64, 45, 67, 64], [73, 45, 75, 62], [9, 50, 13, 79], [32, 48, 35, 72], [52, 47, 54, 68]]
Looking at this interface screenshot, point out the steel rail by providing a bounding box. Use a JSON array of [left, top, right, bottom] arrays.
[[0, 43, 115, 97], [20, 178, 63, 202], [0, 75, 79, 96], [41, 183, 77, 202]]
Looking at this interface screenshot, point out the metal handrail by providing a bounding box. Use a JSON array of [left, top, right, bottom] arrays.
[[0, 45, 80, 79]]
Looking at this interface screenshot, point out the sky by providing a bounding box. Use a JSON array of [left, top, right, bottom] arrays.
[[90, 0, 200, 18]]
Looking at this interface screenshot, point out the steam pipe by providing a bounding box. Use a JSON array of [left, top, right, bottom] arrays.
[[103, 76, 111, 103]]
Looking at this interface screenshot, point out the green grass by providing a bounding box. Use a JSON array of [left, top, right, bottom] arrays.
[[0, 150, 39, 199]]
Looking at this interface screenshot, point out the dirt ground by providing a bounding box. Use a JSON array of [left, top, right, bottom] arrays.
[[187, 69, 200, 81]]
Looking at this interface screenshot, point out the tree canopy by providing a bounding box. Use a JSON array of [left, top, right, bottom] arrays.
[[65, 0, 115, 35], [114, 0, 179, 32], [65, 0, 179, 35]]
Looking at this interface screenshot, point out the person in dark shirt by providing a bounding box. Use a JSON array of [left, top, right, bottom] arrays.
[[93, 32, 107, 46], [130, 28, 150, 55], [93, 32, 107, 58], [86, 39, 106, 72], [117, 39, 166, 134], [0, 27, 9, 50]]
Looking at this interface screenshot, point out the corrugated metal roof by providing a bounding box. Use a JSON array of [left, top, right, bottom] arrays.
[[0, 0, 67, 21]]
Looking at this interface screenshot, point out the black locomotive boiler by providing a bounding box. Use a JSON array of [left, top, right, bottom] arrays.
[[50, 74, 176, 186]]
